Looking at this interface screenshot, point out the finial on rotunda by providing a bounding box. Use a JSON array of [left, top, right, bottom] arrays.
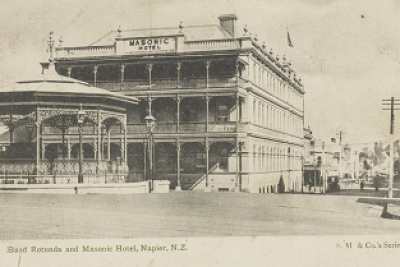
[[59, 36, 64, 46], [179, 21, 184, 33], [254, 34, 258, 42], [47, 31, 55, 62], [117, 25, 122, 37], [270, 48, 273, 55], [243, 25, 248, 36]]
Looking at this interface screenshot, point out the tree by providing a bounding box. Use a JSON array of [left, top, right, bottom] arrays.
[[363, 160, 371, 170], [373, 141, 386, 166], [278, 176, 285, 193]]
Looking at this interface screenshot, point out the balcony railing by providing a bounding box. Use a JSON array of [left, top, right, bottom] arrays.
[[179, 123, 207, 133], [41, 125, 124, 135], [152, 78, 178, 89], [89, 77, 240, 91], [56, 45, 115, 58], [127, 124, 147, 134], [180, 78, 206, 88], [42, 125, 96, 135], [40, 122, 286, 136], [208, 77, 238, 87], [95, 81, 122, 91], [55, 39, 240, 59], [154, 123, 177, 133], [208, 122, 237, 132], [124, 79, 150, 88], [0, 174, 126, 184], [246, 124, 303, 141], [184, 39, 240, 51], [127, 122, 240, 134]]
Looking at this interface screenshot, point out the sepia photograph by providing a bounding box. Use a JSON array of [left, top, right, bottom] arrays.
[[1, 0, 400, 266]]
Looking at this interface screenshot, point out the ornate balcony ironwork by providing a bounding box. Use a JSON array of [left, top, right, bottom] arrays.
[[89, 77, 240, 91]]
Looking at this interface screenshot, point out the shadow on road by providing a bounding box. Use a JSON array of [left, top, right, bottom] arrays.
[[328, 189, 400, 198]]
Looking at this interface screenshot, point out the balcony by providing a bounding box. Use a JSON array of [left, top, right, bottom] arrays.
[[184, 39, 240, 51], [56, 45, 115, 58], [126, 122, 240, 134], [91, 77, 240, 91], [55, 39, 240, 59], [41, 124, 124, 135], [208, 122, 237, 132], [42, 125, 96, 135], [245, 124, 303, 143]]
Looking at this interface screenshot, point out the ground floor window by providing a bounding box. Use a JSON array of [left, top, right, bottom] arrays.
[[196, 152, 206, 167], [219, 147, 229, 169]]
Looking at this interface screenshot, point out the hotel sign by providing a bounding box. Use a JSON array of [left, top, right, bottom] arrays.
[[123, 37, 175, 53]]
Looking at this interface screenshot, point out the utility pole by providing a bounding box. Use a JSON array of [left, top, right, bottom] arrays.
[[337, 129, 343, 179], [389, 97, 394, 198], [322, 142, 326, 193], [354, 150, 358, 180], [382, 97, 398, 198]]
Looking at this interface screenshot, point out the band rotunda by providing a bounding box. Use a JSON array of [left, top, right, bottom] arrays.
[[5, 14, 305, 193]]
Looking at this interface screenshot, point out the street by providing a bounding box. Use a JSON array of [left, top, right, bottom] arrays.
[[1, 191, 399, 239]]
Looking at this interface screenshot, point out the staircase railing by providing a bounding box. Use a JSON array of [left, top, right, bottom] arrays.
[[189, 163, 219, 190]]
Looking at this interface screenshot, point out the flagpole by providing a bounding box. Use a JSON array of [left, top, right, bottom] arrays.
[[286, 27, 294, 48]]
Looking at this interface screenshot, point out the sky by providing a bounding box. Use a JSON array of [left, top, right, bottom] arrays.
[[1, 0, 400, 145]]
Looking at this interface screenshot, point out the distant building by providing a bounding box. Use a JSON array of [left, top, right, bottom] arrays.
[[303, 127, 346, 191]]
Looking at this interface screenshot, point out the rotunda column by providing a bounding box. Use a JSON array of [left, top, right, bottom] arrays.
[[176, 95, 180, 133], [96, 108, 101, 175], [120, 64, 125, 91], [206, 95, 209, 132], [147, 64, 153, 88], [176, 62, 181, 88], [93, 65, 98, 87], [176, 139, 181, 191], [206, 60, 211, 88], [67, 66, 73, 78]]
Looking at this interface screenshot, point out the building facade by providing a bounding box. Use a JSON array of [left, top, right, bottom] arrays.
[[53, 14, 305, 193], [303, 134, 334, 192]]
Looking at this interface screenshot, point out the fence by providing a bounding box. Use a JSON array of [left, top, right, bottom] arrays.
[[0, 173, 127, 185]]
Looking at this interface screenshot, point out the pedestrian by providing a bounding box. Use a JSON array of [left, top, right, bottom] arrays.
[[360, 180, 364, 192], [373, 176, 379, 191]]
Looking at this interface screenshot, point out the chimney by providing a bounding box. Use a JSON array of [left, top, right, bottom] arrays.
[[218, 14, 238, 37]]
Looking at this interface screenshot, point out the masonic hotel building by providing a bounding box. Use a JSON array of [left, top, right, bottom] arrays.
[[52, 14, 305, 193]]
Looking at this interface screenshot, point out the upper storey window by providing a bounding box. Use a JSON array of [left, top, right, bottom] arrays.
[[209, 60, 236, 79], [217, 104, 229, 122]]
